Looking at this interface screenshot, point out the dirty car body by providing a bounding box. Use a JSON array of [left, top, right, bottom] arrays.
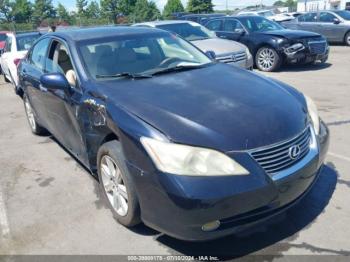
[[18, 27, 329, 241]]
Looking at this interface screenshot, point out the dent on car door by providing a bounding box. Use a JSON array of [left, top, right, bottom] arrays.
[[41, 41, 88, 165]]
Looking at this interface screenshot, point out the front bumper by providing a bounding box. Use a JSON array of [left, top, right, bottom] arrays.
[[127, 122, 329, 241], [283, 42, 330, 64]]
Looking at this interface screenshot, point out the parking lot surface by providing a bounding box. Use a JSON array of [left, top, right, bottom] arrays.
[[0, 46, 349, 259]]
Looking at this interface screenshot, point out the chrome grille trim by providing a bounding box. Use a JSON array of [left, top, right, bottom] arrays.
[[249, 126, 312, 175], [217, 51, 246, 64]]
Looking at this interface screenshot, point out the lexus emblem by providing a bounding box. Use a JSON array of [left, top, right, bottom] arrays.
[[289, 145, 301, 159]]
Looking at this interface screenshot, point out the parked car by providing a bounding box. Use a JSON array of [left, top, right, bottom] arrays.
[[282, 10, 350, 46], [0, 31, 10, 72], [134, 20, 253, 70], [204, 16, 329, 72], [238, 9, 293, 22], [0, 31, 41, 93], [180, 13, 226, 25], [18, 27, 329, 241]]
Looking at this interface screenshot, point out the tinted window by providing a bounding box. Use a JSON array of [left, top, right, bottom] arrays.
[[334, 10, 350, 20], [239, 16, 284, 32], [30, 38, 51, 71], [16, 34, 41, 51], [78, 33, 211, 79], [223, 19, 244, 32], [5, 36, 12, 52], [157, 23, 215, 41], [205, 20, 222, 31], [319, 12, 337, 22], [0, 34, 7, 42], [298, 13, 317, 22]]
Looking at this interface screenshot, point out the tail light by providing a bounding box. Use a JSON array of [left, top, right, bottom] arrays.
[[14, 58, 21, 67]]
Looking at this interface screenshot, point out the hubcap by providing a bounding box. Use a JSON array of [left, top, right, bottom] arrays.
[[347, 35, 350, 45], [258, 48, 275, 70], [100, 155, 128, 216], [24, 98, 36, 130]]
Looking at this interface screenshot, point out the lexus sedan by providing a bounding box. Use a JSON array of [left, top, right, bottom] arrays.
[[134, 20, 253, 70], [18, 27, 329, 241], [205, 16, 329, 72], [282, 10, 350, 46]]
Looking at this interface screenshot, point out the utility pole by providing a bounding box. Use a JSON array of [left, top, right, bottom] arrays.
[[305, 0, 308, 12]]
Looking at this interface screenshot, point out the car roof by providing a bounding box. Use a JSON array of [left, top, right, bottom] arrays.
[[135, 20, 198, 27], [50, 26, 166, 42]]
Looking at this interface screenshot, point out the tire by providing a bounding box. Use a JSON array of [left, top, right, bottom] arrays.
[[255, 46, 282, 72], [345, 32, 350, 46], [4, 74, 10, 83], [23, 94, 47, 135], [97, 140, 141, 227]]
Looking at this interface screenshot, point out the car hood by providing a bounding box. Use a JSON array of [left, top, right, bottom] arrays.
[[99, 63, 308, 152], [259, 29, 322, 40], [191, 38, 246, 55]]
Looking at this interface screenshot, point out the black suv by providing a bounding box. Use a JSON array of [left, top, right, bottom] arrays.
[[204, 15, 329, 71]]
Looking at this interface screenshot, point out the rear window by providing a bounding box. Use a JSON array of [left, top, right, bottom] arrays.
[[16, 34, 41, 51], [0, 34, 7, 42]]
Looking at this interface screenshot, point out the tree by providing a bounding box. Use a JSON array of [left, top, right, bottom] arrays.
[[273, 0, 285, 6], [86, 1, 100, 19], [76, 0, 87, 17], [163, 0, 184, 19], [12, 0, 32, 23], [119, 0, 137, 16], [101, 0, 119, 23], [57, 2, 72, 23], [187, 0, 213, 14], [32, 0, 56, 25], [0, 0, 13, 22], [131, 0, 160, 22], [284, 0, 297, 9]]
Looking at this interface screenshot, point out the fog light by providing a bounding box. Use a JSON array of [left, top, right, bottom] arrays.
[[201, 220, 220, 232]]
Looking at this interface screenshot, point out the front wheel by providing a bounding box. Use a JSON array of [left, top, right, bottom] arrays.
[[255, 47, 282, 72], [345, 32, 350, 46], [97, 140, 141, 227], [23, 94, 46, 135]]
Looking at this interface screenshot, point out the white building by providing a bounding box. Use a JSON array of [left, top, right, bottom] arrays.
[[297, 0, 350, 12]]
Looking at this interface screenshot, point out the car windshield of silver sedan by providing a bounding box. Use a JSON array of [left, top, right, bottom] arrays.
[[334, 10, 350, 20], [78, 34, 212, 80], [157, 22, 216, 41], [240, 16, 284, 33]]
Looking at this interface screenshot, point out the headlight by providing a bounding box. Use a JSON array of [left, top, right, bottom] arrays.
[[140, 137, 249, 176], [284, 43, 305, 54], [305, 95, 320, 135], [245, 48, 252, 59]]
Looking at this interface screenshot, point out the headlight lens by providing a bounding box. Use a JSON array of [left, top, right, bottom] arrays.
[[284, 43, 305, 54], [305, 95, 320, 135], [140, 137, 249, 176]]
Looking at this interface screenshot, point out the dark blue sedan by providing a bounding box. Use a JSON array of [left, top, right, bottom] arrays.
[[17, 27, 329, 241]]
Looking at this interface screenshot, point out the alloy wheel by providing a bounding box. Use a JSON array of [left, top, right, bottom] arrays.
[[258, 48, 276, 71], [100, 155, 128, 217], [24, 97, 37, 131], [346, 34, 350, 46]]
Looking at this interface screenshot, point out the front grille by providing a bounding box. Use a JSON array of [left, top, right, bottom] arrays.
[[217, 51, 246, 64], [250, 127, 311, 175], [308, 41, 327, 55]]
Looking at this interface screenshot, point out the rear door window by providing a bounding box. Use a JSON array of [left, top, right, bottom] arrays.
[[298, 13, 317, 22], [319, 12, 337, 23], [205, 20, 222, 31], [29, 38, 51, 71]]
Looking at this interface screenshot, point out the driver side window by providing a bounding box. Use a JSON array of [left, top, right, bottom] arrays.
[[46, 41, 77, 88], [206, 20, 222, 31], [223, 19, 244, 32], [319, 12, 336, 23]]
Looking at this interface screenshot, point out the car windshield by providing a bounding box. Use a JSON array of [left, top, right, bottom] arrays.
[[157, 22, 215, 41], [239, 16, 284, 32], [16, 34, 41, 51], [258, 11, 275, 17], [334, 10, 350, 20], [78, 32, 212, 80]]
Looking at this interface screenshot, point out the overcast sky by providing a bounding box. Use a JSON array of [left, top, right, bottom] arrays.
[[53, 0, 277, 12]]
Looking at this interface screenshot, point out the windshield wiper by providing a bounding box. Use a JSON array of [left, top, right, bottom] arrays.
[[148, 63, 209, 76], [96, 72, 152, 79]]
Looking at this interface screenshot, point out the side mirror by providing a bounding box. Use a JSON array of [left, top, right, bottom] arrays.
[[333, 18, 341, 24], [235, 29, 246, 36], [40, 73, 70, 92], [205, 50, 216, 60]]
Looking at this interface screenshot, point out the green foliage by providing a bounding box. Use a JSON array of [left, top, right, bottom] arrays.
[[12, 0, 32, 23], [32, 0, 56, 26], [76, 0, 87, 17], [57, 2, 73, 24], [0, 0, 13, 22], [163, 0, 184, 19], [119, 0, 137, 16], [131, 0, 160, 23], [273, 0, 297, 8], [100, 0, 118, 23], [273, 1, 285, 7], [187, 0, 213, 14], [86, 1, 100, 19]]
